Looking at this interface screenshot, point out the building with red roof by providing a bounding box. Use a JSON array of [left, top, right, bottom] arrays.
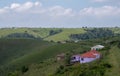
[[71, 50, 101, 64]]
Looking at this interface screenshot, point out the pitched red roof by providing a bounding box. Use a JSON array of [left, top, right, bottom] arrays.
[[81, 50, 100, 58]]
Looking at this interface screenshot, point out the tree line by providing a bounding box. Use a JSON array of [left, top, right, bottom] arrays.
[[70, 28, 114, 40]]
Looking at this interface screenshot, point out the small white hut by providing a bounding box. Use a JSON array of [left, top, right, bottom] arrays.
[[91, 45, 104, 50]]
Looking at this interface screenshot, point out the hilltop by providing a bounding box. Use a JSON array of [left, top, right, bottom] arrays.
[[0, 27, 120, 42]]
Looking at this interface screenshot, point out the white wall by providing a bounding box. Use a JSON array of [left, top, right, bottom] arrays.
[[80, 58, 96, 63], [71, 56, 80, 62], [80, 55, 100, 63]]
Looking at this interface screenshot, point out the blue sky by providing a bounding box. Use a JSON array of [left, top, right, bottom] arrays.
[[0, 0, 120, 28]]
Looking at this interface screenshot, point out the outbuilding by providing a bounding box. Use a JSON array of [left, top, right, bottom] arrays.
[[91, 45, 104, 50]]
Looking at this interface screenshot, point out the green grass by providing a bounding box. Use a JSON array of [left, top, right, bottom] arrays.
[[0, 39, 51, 66], [0, 38, 102, 76], [29, 28, 60, 38], [44, 28, 85, 42], [0, 28, 120, 42], [8, 42, 83, 68], [0, 28, 41, 38], [110, 28, 120, 34], [0, 28, 120, 76], [105, 46, 120, 76], [22, 58, 61, 76], [0, 28, 86, 42]]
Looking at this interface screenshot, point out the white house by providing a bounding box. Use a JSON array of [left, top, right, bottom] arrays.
[[91, 45, 104, 50], [71, 50, 100, 64]]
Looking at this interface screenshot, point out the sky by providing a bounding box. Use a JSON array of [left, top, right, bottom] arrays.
[[0, 0, 120, 28]]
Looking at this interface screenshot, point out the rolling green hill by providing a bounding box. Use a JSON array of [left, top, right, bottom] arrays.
[[44, 28, 85, 42], [0, 37, 111, 76], [0, 28, 86, 42], [0, 28, 39, 39], [0, 38, 103, 76], [0, 28, 120, 76], [0, 28, 120, 42]]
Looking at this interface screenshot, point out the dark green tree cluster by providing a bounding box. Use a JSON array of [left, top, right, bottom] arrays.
[[49, 29, 62, 36], [70, 28, 114, 40], [4, 33, 36, 39]]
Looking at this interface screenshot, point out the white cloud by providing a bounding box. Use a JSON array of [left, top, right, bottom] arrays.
[[10, 3, 20, 9], [0, 1, 75, 17], [9, 2, 42, 12], [0, 1, 120, 27], [79, 6, 120, 17], [48, 6, 75, 17], [2, 1, 120, 18], [0, 9, 6, 14], [34, 2, 42, 6], [91, 0, 120, 3], [92, 0, 108, 2]]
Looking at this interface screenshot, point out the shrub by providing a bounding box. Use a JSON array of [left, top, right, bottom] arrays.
[[21, 66, 29, 73]]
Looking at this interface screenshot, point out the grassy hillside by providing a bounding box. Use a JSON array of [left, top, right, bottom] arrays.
[[0, 28, 120, 42], [44, 28, 85, 42], [0, 28, 40, 39], [20, 37, 120, 76], [0, 37, 120, 76], [0, 39, 52, 66], [29, 28, 61, 38], [0, 28, 86, 42], [0, 38, 103, 76], [105, 46, 120, 76]]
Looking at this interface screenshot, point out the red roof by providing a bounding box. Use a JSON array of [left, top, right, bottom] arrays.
[[81, 50, 100, 58], [90, 50, 100, 54]]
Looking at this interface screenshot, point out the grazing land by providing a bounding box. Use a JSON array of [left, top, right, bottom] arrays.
[[0, 28, 120, 76]]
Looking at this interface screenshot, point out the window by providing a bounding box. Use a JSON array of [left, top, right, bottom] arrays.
[[81, 58, 84, 61], [71, 57, 76, 60]]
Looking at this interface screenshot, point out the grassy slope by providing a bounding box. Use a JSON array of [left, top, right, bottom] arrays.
[[0, 28, 40, 38], [44, 28, 86, 42], [19, 39, 104, 76], [0, 39, 51, 66], [0, 28, 86, 42], [22, 59, 62, 76], [1, 37, 120, 76], [0, 28, 120, 42], [29, 28, 61, 38], [9, 43, 81, 67], [21, 37, 120, 76], [0, 38, 100, 76], [105, 46, 120, 76]]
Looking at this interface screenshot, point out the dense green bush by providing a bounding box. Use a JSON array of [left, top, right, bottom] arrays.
[[21, 66, 29, 73]]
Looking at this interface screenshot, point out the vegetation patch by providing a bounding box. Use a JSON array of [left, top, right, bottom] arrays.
[[70, 28, 114, 40]]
